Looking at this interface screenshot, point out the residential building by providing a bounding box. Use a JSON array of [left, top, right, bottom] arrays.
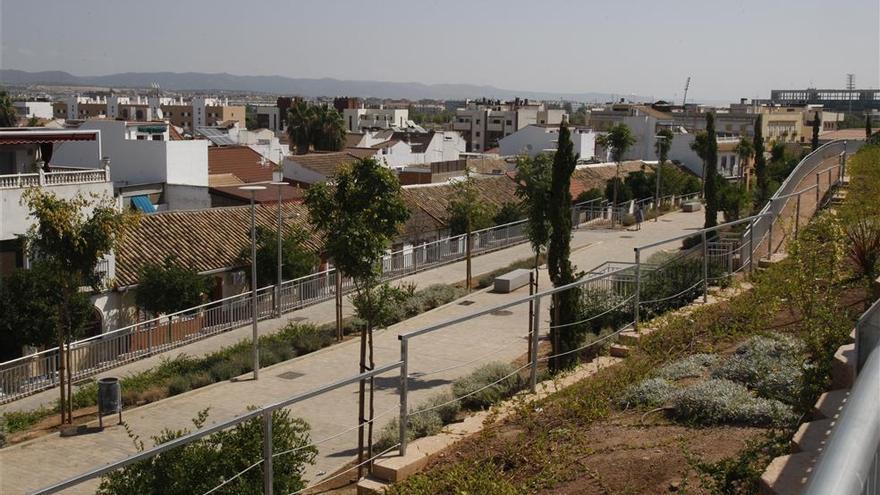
[[52, 95, 246, 130], [668, 133, 743, 180], [207, 146, 305, 206], [590, 103, 673, 161], [764, 88, 880, 112], [453, 98, 567, 152], [342, 105, 410, 131], [252, 104, 283, 133], [498, 124, 598, 160], [51, 120, 211, 210], [0, 129, 114, 277], [13, 101, 54, 120], [369, 130, 466, 169], [282, 149, 378, 185]]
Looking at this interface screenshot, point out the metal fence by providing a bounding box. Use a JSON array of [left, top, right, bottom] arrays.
[[803, 297, 880, 495], [26, 141, 859, 494]]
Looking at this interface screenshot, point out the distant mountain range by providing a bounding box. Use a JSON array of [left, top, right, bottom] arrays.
[[1, 69, 652, 103]]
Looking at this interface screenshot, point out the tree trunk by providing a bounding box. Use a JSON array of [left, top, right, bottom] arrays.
[[57, 330, 66, 425], [357, 320, 367, 478], [367, 323, 375, 471], [612, 163, 620, 227], [66, 332, 73, 422], [335, 271, 343, 341], [465, 227, 472, 290]]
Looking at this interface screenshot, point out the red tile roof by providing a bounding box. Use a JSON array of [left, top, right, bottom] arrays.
[[208, 146, 276, 183]]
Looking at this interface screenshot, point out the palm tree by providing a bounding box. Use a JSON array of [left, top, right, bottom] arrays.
[[0, 91, 18, 127], [311, 105, 345, 152], [690, 131, 709, 197], [596, 123, 635, 226], [734, 137, 754, 189], [287, 101, 314, 155]]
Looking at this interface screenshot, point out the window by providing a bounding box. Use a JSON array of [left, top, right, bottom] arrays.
[[137, 135, 146, 140], [151, 134, 162, 141], [476, 119, 480, 125], [474, 144, 481, 150], [506, 119, 512, 125], [475, 131, 481, 137]]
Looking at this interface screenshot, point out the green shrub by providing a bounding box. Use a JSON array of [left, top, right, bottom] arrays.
[[421, 390, 461, 424], [711, 335, 804, 404], [2, 408, 49, 434], [167, 375, 193, 396], [672, 379, 796, 427], [374, 409, 444, 452], [452, 362, 524, 410], [657, 353, 718, 381], [619, 377, 677, 409], [69, 382, 98, 410], [0, 414, 7, 447], [189, 372, 213, 390], [208, 359, 245, 382], [621, 213, 636, 226], [388, 461, 518, 495], [280, 324, 334, 355]]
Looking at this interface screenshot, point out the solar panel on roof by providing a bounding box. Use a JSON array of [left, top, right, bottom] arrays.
[[196, 127, 237, 146]]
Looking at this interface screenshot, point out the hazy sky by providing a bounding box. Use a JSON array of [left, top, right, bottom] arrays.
[[2, 0, 878, 101]]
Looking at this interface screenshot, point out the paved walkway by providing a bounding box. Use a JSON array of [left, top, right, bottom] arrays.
[[0, 211, 705, 495]]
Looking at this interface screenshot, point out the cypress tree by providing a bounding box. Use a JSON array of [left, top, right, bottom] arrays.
[[811, 111, 820, 151], [753, 115, 768, 203], [547, 121, 580, 372], [704, 112, 719, 230]]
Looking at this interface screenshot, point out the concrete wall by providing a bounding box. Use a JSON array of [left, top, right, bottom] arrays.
[[14, 101, 53, 119], [165, 184, 211, 210], [165, 140, 209, 186], [282, 157, 327, 184], [1, 180, 114, 241]]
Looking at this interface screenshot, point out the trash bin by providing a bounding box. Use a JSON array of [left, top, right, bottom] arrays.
[[97, 377, 122, 428]]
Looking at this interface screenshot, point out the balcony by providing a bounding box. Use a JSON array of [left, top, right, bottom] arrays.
[[452, 120, 472, 131], [0, 167, 110, 190]]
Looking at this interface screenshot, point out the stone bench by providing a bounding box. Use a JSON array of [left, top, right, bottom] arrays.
[[682, 201, 702, 212], [493, 268, 531, 293]]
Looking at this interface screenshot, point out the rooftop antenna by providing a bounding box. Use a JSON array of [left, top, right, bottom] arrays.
[[682, 77, 691, 107], [846, 74, 855, 114]]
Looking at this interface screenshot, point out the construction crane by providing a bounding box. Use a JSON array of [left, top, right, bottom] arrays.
[[682, 77, 691, 107]]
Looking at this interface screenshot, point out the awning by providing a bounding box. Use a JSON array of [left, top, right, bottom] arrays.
[[131, 195, 156, 213], [136, 125, 167, 134], [0, 132, 99, 145]]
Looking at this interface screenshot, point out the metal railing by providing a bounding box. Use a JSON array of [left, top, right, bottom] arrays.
[[803, 297, 880, 495], [25, 141, 860, 494], [0, 218, 529, 404]]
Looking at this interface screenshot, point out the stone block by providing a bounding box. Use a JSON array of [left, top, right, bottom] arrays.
[[493, 268, 531, 293]]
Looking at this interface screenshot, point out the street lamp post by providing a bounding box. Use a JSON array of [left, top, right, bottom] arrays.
[[270, 181, 287, 317], [240, 185, 267, 380]]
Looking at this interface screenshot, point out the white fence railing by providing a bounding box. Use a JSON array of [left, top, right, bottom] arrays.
[[0, 168, 109, 189]]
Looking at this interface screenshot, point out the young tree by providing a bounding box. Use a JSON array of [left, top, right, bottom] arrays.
[[98, 409, 317, 495], [492, 201, 525, 226], [447, 174, 494, 289], [515, 152, 552, 306], [304, 157, 408, 476], [734, 137, 754, 188], [654, 128, 673, 215], [811, 111, 821, 151], [867, 114, 874, 139], [0, 264, 92, 361], [0, 91, 17, 127], [547, 122, 580, 371], [136, 256, 211, 318], [754, 115, 768, 204], [704, 112, 719, 230], [22, 189, 138, 424], [237, 225, 318, 288], [596, 123, 635, 226]]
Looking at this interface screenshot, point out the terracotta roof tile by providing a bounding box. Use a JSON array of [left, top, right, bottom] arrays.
[[208, 146, 276, 183], [115, 203, 317, 287], [569, 161, 648, 198], [289, 150, 377, 177], [401, 175, 519, 227]]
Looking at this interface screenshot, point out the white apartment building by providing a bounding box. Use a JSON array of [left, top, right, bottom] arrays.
[[52, 120, 211, 210], [452, 99, 566, 152], [372, 130, 466, 170], [498, 124, 598, 160], [343, 106, 410, 131], [0, 129, 114, 278], [12, 101, 54, 120], [668, 133, 743, 180]]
